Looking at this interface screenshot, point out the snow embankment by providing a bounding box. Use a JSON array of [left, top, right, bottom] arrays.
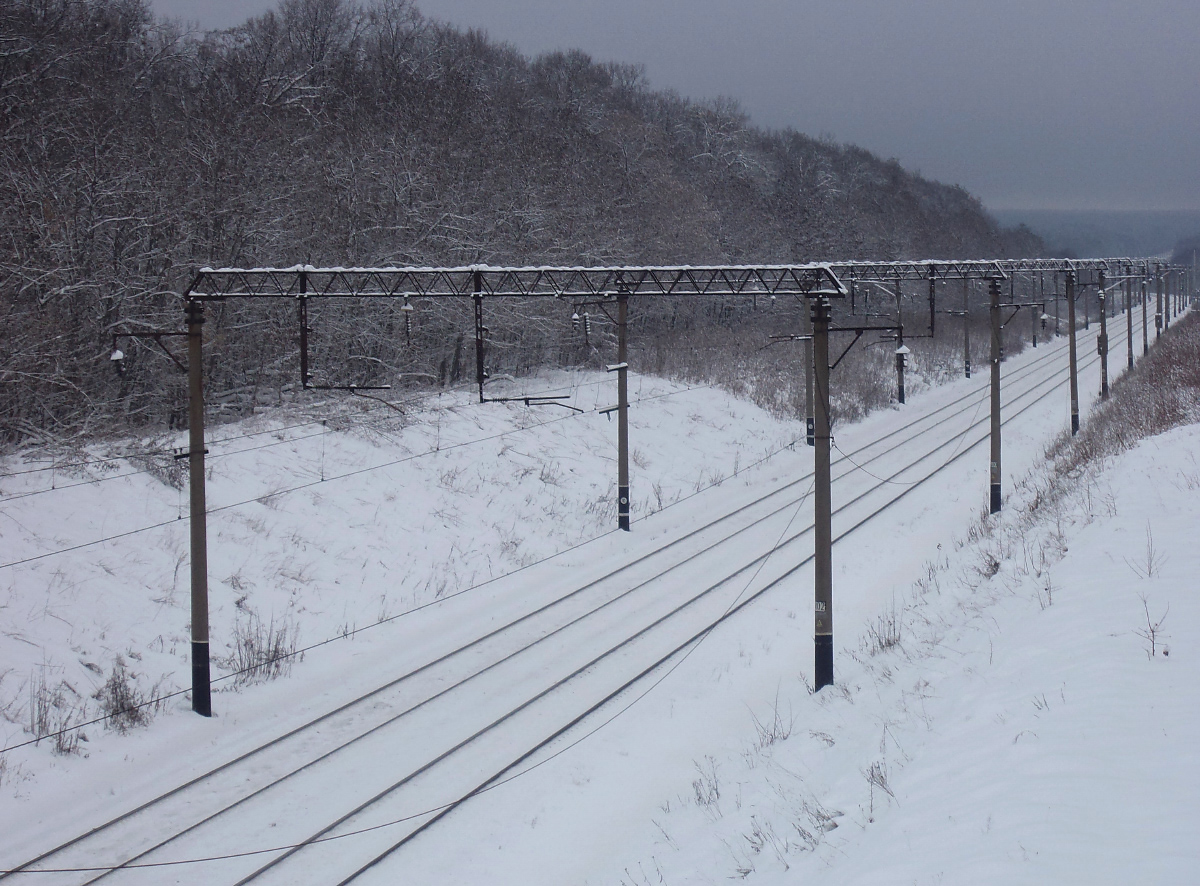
[[0, 371, 801, 790], [612, 410, 1199, 882]]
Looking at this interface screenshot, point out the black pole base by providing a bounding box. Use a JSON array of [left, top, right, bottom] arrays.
[[897, 386, 905, 405], [192, 641, 211, 717], [814, 634, 833, 690], [1071, 413, 1080, 435], [965, 362, 971, 379], [618, 486, 630, 532], [990, 483, 1002, 515]]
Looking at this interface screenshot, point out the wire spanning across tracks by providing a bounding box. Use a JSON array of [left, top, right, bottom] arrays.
[[1, 321, 1132, 884]]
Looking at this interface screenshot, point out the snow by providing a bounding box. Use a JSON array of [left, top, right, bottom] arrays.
[[0, 314, 1195, 884]]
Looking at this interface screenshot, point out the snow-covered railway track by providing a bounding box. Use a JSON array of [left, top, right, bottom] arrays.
[[2, 321, 1126, 885]]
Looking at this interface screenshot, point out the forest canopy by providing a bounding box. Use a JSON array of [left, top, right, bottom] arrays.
[[0, 0, 1042, 443]]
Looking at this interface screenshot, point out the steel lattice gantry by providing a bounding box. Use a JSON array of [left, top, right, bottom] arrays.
[[184, 263, 848, 300], [181, 259, 1166, 300], [171, 257, 1189, 708]]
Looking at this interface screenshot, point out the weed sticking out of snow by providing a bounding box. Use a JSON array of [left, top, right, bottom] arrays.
[[93, 656, 168, 734]]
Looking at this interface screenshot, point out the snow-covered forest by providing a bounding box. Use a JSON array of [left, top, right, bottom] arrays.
[[0, 0, 1044, 445]]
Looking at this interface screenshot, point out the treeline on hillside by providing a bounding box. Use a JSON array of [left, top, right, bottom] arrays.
[[0, 0, 1042, 445]]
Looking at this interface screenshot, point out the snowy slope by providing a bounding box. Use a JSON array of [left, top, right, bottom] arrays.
[[2, 312, 1192, 885], [608, 423, 1200, 886]]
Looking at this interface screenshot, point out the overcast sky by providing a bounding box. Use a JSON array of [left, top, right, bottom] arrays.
[[152, 0, 1200, 213]]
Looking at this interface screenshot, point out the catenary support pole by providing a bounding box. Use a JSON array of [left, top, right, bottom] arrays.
[[298, 272, 310, 387], [1164, 270, 1170, 328], [473, 270, 486, 402], [1039, 271, 1046, 342], [1142, 272, 1149, 356], [812, 297, 833, 690], [1067, 270, 1080, 435], [894, 277, 905, 404], [803, 297, 815, 446], [1098, 271, 1109, 400], [989, 277, 1002, 514], [1054, 272, 1060, 335], [928, 270, 936, 336], [963, 277, 971, 378], [1126, 266, 1134, 370], [1084, 273, 1090, 330], [617, 288, 630, 531], [1155, 264, 1163, 341], [187, 298, 211, 717]]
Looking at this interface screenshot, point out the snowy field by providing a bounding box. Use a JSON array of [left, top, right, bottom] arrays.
[[0, 314, 1195, 884]]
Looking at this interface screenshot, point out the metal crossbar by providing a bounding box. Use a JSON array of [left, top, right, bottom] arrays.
[[185, 258, 1180, 302], [186, 264, 848, 300]]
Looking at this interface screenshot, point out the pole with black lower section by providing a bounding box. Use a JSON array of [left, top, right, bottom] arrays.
[[473, 270, 486, 403], [812, 297, 833, 690], [1083, 273, 1090, 330], [989, 277, 1002, 514], [1054, 272, 1060, 336], [1067, 270, 1080, 435], [1098, 271, 1109, 400], [298, 272, 311, 387], [1164, 270, 1170, 328], [1126, 266, 1134, 370], [893, 277, 905, 404], [1142, 270, 1149, 356], [928, 270, 936, 337], [803, 297, 815, 446], [962, 278, 971, 378], [1155, 264, 1162, 341], [186, 298, 211, 717], [617, 287, 630, 531]]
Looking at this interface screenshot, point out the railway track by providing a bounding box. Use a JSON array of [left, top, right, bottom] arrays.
[[2, 318, 1130, 885]]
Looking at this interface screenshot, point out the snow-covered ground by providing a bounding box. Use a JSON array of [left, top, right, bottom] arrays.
[[1, 313, 1194, 884], [605, 411, 1200, 886]]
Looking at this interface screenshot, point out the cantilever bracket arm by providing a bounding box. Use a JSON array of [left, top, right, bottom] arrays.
[[482, 393, 582, 412], [999, 301, 1044, 327], [830, 330, 864, 371], [307, 382, 393, 391], [111, 329, 189, 373], [827, 322, 905, 369]]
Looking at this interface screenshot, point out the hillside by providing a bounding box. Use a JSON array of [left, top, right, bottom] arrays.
[[0, 0, 1042, 445]]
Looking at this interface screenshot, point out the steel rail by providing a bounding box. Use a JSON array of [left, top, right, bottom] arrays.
[[5, 319, 1124, 882], [330, 318, 1133, 884]]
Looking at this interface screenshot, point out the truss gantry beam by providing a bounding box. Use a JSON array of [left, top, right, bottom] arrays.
[[832, 259, 1006, 281], [185, 264, 848, 301], [185, 258, 1187, 304], [998, 258, 1155, 275]]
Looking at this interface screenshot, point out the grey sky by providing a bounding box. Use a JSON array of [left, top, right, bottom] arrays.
[[153, 0, 1200, 212]]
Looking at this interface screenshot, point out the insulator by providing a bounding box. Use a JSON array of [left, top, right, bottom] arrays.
[[401, 298, 414, 341], [571, 311, 580, 332], [583, 311, 591, 338]]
